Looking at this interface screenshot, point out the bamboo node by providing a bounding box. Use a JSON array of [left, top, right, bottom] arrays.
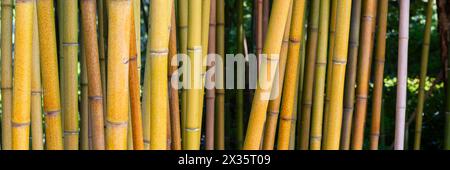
[[150, 49, 169, 57], [106, 120, 128, 127], [12, 121, 31, 128], [356, 95, 368, 100], [31, 90, 43, 95], [185, 128, 200, 132], [315, 61, 327, 66], [88, 95, 104, 101], [332, 59, 347, 65], [62, 42, 80, 46], [1, 86, 13, 90], [187, 47, 202, 53], [45, 110, 61, 117], [280, 116, 295, 122], [267, 111, 279, 116], [64, 130, 79, 135]]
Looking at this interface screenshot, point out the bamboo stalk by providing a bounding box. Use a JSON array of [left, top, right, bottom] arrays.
[[262, 0, 270, 42], [37, 0, 64, 150], [394, 0, 410, 150], [106, 0, 131, 150], [80, 0, 106, 150], [350, 0, 377, 150], [198, 0, 211, 148], [322, 0, 338, 147], [414, 0, 434, 150], [31, 1, 43, 150], [184, 0, 203, 150], [298, 0, 320, 150], [339, 0, 361, 150], [236, 0, 245, 150], [97, 0, 108, 120], [178, 0, 189, 145], [277, 0, 306, 150], [322, 0, 353, 150], [62, 0, 79, 150], [370, 0, 388, 150], [1, 0, 13, 150], [148, 0, 171, 150], [243, 0, 292, 150], [295, 17, 307, 150], [262, 4, 293, 150], [256, 0, 263, 68], [80, 35, 90, 150], [205, 0, 217, 150], [12, 0, 34, 150], [215, 0, 225, 150], [129, 5, 144, 150], [57, 0, 65, 130], [310, 0, 331, 150]]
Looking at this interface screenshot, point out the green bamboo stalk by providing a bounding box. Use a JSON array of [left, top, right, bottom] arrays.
[[1, 0, 14, 150], [236, 0, 245, 150], [414, 0, 434, 150]]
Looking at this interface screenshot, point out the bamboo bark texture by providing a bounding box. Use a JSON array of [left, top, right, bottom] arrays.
[[37, 0, 63, 150], [31, 1, 43, 150], [215, 0, 225, 150], [106, 0, 131, 150], [206, 0, 217, 151]]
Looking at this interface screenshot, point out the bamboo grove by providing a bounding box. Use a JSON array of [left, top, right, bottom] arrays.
[[0, 0, 448, 150]]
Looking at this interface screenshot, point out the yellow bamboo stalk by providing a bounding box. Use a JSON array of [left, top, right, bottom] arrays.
[[134, 0, 141, 83], [277, 0, 306, 150], [243, 0, 292, 150], [62, 0, 79, 150], [179, 0, 189, 147], [198, 0, 211, 147], [322, 0, 353, 150], [184, 0, 203, 150], [37, 0, 63, 150], [310, 0, 330, 150], [262, 4, 293, 150], [1, 0, 13, 150], [215, 0, 225, 150], [12, 0, 34, 150], [148, 0, 171, 150], [31, 1, 43, 150], [322, 0, 338, 146], [80, 0, 106, 150], [106, 0, 131, 150]]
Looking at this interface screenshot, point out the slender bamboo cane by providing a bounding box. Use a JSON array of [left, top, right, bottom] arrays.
[[215, 0, 225, 150], [310, 0, 331, 150], [128, 6, 144, 150], [322, 0, 352, 150], [12, 0, 34, 150], [142, 1, 151, 148], [184, 0, 203, 150], [62, 0, 79, 150], [205, 0, 217, 150], [414, 0, 434, 150], [1, 0, 13, 150], [277, 0, 306, 150], [168, 1, 182, 151], [298, 0, 320, 150], [262, 0, 270, 42], [370, 0, 388, 150], [31, 1, 43, 150], [134, 0, 141, 83], [198, 0, 210, 148], [178, 0, 189, 144], [394, 0, 410, 150], [148, 0, 170, 150], [243, 0, 292, 150], [106, 0, 131, 150], [256, 0, 263, 69], [350, 0, 377, 150], [80, 0, 106, 150], [295, 18, 307, 150], [97, 0, 108, 120], [262, 5, 293, 150], [37, 0, 64, 150], [339, 0, 361, 150], [236, 0, 245, 150], [322, 0, 338, 147], [80, 35, 90, 150], [57, 1, 65, 130]]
